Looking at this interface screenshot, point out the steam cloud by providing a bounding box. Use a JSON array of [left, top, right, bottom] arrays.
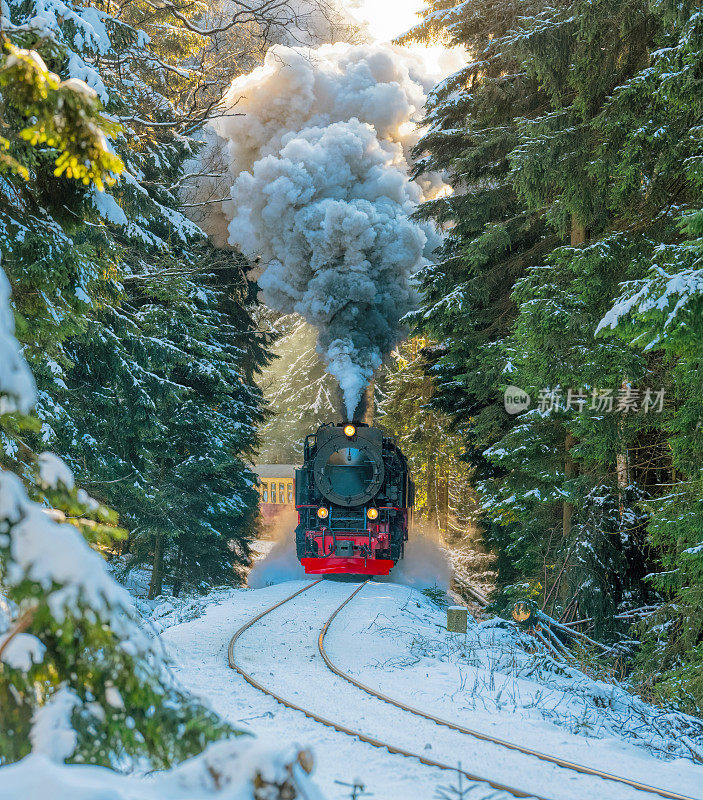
[[207, 43, 450, 418]]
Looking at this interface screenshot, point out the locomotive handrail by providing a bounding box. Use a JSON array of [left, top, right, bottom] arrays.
[[318, 582, 701, 800]]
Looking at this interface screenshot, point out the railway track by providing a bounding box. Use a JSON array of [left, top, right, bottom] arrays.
[[228, 579, 700, 800]]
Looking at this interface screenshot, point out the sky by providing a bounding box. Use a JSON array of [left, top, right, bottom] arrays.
[[347, 0, 426, 42]]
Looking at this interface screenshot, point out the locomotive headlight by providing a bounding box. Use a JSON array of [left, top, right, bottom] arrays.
[[343, 424, 356, 438], [317, 507, 329, 520], [367, 507, 379, 521]]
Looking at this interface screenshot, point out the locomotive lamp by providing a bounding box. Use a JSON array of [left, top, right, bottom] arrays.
[[317, 507, 329, 520], [343, 424, 356, 438], [367, 507, 379, 520]]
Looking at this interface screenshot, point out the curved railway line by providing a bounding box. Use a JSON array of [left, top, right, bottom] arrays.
[[228, 579, 701, 800]]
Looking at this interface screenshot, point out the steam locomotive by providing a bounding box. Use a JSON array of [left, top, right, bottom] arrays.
[[295, 422, 414, 575]]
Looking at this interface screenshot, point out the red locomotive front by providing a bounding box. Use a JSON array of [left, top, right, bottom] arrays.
[[294, 423, 414, 575]]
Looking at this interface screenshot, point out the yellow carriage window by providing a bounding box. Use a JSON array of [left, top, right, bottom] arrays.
[[279, 483, 285, 504], [287, 483, 293, 504], [271, 484, 277, 504], [261, 482, 268, 503]]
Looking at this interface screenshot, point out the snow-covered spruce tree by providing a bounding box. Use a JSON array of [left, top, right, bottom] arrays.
[[0, 26, 122, 424], [480, 241, 655, 630], [257, 312, 339, 463], [0, 50, 235, 769], [378, 338, 477, 537], [0, 0, 195, 454], [399, 0, 555, 597], [1, 0, 271, 596], [487, 1, 702, 637], [55, 252, 270, 598], [404, 0, 702, 639], [593, 1, 703, 705], [0, 450, 234, 767]]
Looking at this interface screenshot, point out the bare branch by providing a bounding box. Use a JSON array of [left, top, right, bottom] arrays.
[[143, 0, 299, 38], [0, 606, 38, 663], [180, 197, 231, 207]]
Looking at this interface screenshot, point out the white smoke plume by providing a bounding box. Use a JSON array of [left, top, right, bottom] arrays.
[[206, 43, 451, 418], [247, 507, 306, 588], [380, 531, 452, 591]]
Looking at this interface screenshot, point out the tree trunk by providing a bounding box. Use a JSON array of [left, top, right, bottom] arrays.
[[172, 543, 183, 597], [571, 216, 587, 246], [563, 215, 586, 539], [616, 452, 629, 489], [616, 380, 630, 515], [148, 534, 164, 599], [437, 477, 449, 534], [426, 446, 437, 524], [563, 432, 577, 540]]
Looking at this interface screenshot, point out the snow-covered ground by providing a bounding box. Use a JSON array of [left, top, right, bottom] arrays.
[[157, 578, 703, 800], [0, 741, 323, 800]]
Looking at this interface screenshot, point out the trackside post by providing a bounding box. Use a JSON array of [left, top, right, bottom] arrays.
[[447, 606, 468, 634]]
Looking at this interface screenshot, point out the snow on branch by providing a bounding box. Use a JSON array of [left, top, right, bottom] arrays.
[[0, 266, 36, 415]]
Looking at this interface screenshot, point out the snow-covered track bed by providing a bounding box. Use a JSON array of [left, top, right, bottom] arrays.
[[320, 583, 700, 800], [229, 579, 539, 800], [228, 579, 701, 800]]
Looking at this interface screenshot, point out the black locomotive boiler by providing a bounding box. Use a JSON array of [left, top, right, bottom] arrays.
[[295, 422, 414, 575]]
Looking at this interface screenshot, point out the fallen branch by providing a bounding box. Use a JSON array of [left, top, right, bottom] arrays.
[[533, 608, 611, 652]]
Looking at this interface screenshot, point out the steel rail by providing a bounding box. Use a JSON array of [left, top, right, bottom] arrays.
[[318, 581, 701, 800], [228, 579, 548, 800]]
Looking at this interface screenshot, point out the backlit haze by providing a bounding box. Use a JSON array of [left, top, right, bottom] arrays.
[[346, 0, 426, 42]]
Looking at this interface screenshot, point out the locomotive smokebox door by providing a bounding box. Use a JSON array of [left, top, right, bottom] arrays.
[[312, 425, 385, 508]]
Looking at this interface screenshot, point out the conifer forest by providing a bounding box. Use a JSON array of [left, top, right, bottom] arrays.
[[1, 1, 702, 799]]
